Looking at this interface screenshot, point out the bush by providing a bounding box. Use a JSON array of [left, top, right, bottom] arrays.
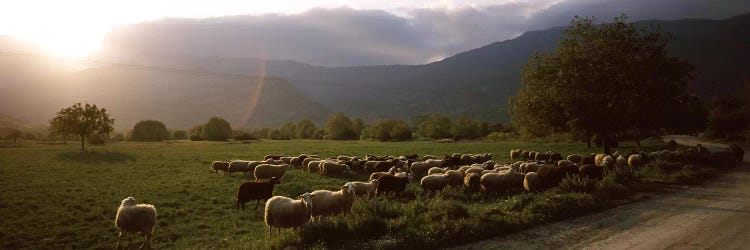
[[485, 132, 515, 142], [131, 120, 170, 142], [189, 125, 203, 141], [234, 132, 256, 141], [201, 117, 232, 141], [172, 130, 187, 140], [325, 113, 358, 140], [362, 119, 412, 141]]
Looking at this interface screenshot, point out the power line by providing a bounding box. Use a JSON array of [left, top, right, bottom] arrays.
[[0, 50, 447, 93]]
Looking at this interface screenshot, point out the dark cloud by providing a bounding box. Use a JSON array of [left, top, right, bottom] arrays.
[[101, 0, 750, 66]]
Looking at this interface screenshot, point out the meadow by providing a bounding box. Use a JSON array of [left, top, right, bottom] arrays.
[[0, 139, 688, 249]]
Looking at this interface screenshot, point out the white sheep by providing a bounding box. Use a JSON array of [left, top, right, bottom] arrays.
[[254, 164, 288, 180], [320, 161, 349, 177], [310, 183, 355, 220], [227, 160, 251, 175], [615, 155, 627, 168], [523, 172, 542, 192], [427, 167, 448, 176], [265, 193, 313, 236], [346, 180, 378, 197], [594, 154, 607, 166], [628, 154, 644, 169], [115, 197, 157, 249], [420, 174, 449, 193], [557, 160, 575, 168]]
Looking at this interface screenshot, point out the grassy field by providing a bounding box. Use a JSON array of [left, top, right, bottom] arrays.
[[0, 139, 663, 249]]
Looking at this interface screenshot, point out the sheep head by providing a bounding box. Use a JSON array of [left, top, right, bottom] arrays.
[[121, 197, 137, 207]]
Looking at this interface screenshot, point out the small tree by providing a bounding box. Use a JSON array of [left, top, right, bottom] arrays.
[[415, 114, 453, 139], [173, 130, 188, 140], [295, 119, 317, 139], [279, 122, 296, 140], [201, 117, 232, 141], [325, 112, 357, 140], [49, 103, 114, 151], [6, 129, 22, 143], [131, 120, 170, 142], [189, 125, 204, 141]]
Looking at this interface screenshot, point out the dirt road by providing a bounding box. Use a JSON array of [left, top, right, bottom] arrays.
[[451, 137, 749, 250]]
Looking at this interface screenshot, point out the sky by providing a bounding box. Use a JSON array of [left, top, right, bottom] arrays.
[[2, 0, 749, 65]]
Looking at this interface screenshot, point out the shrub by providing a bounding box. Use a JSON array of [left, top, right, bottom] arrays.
[[201, 117, 232, 141], [131, 120, 170, 142], [233, 132, 256, 141], [172, 130, 187, 140], [189, 125, 204, 141]]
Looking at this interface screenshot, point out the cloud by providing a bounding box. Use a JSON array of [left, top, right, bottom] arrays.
[[100, 0, 750, 66]]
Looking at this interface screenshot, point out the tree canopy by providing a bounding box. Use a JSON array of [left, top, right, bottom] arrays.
[[325, 112, 358, 140], [49, 103, 114, 151], [510, 15, 704, 153], [131, 120, 170, 142], [201, 117, 232, 141]]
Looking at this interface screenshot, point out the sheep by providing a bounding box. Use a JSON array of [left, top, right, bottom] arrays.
[[615, 155, 628, 168], [290, 156, 307, 168], [480, 171, 524, 194], [410, 161, 431, 180], [523, 172, 542, 192], [337, 155, 355, 161], [529, 151, 538, 160], [310, 184, 355, 220], [535, 152, 550, 162], [536, 165, 578, 188], [428, 167, 449, 176], [376, 174, 409, 196], [210, 161, 229, 174], [549, 153, 563, 162], [307, 160, 324, 172], [474, 153, 493, 163], [627, 154, 644, 169], [279, 156, 293, 164], [227, 160, 251, 175], [264, 154, 284, 160], [265, 193, 313, 236], [236, 177, 281, 210], [369, 169, 396, 181], [420, 174, 449, 194], [445, 170, 465, 186], [557, 160, 575, 168], [594, 154, 607, 166], [464, 166, 485, 176], [346, 180, 378, 197], [521, 150, 530, 160], [464, 172, 481, 193], [520, 163, 541, 173], [578, 164, 603, 179], [422, 155, 439, 161], [254, 164, 288, 181], [567, 154, 582, 164], [115, 197, 156, 250], [302, 158, 321, 171], [364, 161, 395, 175], [320, 161, 348, 177], [730, 144, 745, 163], [601, 155, 615, 168], [460, 154, 477, 165], [425, 159, 446, 168], [582, 155, 595, 165], [510, 149, 521, 160]]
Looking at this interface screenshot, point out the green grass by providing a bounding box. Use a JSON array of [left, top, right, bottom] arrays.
[[0, 139, 664, 249]]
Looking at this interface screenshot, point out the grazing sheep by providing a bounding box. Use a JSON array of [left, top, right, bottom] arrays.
[[615, 155, 628, 168], [428, 167, 449, 176], [601, 156, 615, 168], [529, 151, 538, 161], [464, 173, 481, 193], [730, 144, 745, 163], [307, 160, 323, 172], [425, 159, 446, 168], [227, 160, 252, 175], [422, 155, 439, 161], [549, 153, 563, 162], [480, 171, 524, 194], [211, 161, 229, 174], [557, 160, 575, 168], [464, 166, 485, 176], [420, 174, 449, 193], [510, 149, 521, 160], [364, 161, 395, 175], [667, 139, 678, 149], [337, 155, 355, 161], [279, 156, 293, 164], [627, 154, 644, 169], [445, 170, 465, 186], [290, 156, 307, 168], [460, 154, 478, 165], [410, 162, 431, 180], [320, 161, 348, 177], [376, 174, 409, 196], [521, 150, 530, 160], [264, 193, 313, 236], [302, 158, 321, 171], [567, 154, 582, 164], [346, 180, 378, 197], [474, 153, 493, 163], [524, 172, 542, 192], [115, 197, 156, 250], [264, 155, 284, 160], [310, 184, 355, 220], [254, 164, 288, 181], [582, 155, 595, 165], [236, 177, 281, 210], [578, 164, 603, 179], [594, 154, 607, 167], [537, 165, 578, 188], [535, 152, 550, 162], [520, 163, 541, 173]]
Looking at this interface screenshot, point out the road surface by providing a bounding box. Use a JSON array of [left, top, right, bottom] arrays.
[[451, 136, 749, 250]]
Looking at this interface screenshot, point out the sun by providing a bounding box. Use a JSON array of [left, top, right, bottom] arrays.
[[32, 30, 103, 59]]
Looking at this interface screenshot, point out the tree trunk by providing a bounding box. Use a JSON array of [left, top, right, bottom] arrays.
[[585, 134, 592, 148], [80, 135, 85, 151]]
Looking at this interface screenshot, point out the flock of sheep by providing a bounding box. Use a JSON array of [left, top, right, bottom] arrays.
[[112, 142, 746, 248]]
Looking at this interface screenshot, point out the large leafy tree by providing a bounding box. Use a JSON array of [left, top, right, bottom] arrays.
[[510, 15, 701, 153], [131, 120, 170, 142], [325, 112, 357, 140], [201, 117, 232, 141], [49, 103, 114, 151]]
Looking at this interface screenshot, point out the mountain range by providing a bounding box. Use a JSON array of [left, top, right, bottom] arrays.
[[0, 13, 748, 130]]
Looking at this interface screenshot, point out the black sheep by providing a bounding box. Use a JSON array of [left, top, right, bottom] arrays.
[[376, 174, 409, 196], [237, 177, 281, 210]]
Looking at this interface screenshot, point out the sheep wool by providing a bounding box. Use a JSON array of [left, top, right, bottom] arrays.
[[627, 154, 644, 169], [211, 161, 229, 174], [265, 194, 313, 236], [310, 184, 355, 219], [524, 172, 542, 192], [115, 197, 156, 249], [254, 164, 288, 181], [421, 174, 449, 193], [346, 180, 377, 196], [464, 172, 481, 193]]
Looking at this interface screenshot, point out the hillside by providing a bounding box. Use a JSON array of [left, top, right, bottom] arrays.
[[0, 65, 331, 130], [89, 13, 750, 124]]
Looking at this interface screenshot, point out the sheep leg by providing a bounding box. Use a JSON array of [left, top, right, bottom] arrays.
[[254, 200, 260, 210], [268, 226, 272, 237], [116, 232, 123, 250], [139, 232, 152, 249]]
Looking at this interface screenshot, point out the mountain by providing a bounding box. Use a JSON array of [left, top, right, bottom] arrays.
[[2, 13, 748, 129], [0, 65, 331, 130]]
